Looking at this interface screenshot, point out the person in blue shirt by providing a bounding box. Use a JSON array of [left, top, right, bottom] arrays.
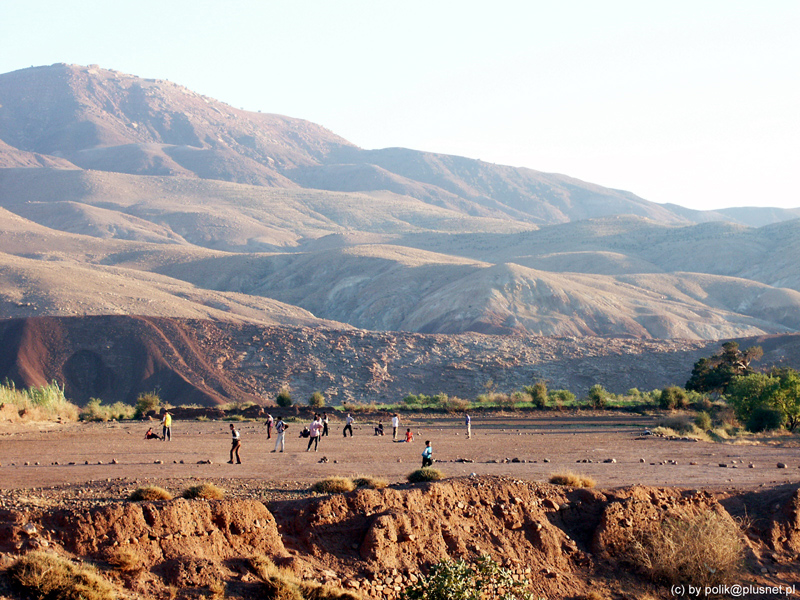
[[422, 440, 433, 467]]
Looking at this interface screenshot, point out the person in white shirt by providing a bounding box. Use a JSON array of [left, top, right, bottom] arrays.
[[306, 414, 323, 452], [392, 414, 400, 440], [271, 418, 288, 452], [228, 424, 241, 464], [343, 413, 354, 437]]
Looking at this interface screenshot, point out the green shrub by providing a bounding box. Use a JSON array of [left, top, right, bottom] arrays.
[[657, 414, 696, 435], [660, 386, 689, 410], [80, 398, 135, 422], [0, 380, 79, 422], [407, 467, 443, 483], [182, 483, 225, 500], [746, 406, 784, 432], [134, 391, 161, 418], [9, 551, 120, 600], [587, 384, 608, 409], [548, 389, 575, 409], [308, 391, 325, 408], [311, 477, 355, 494], [695, 410, 712, 431], [276, 388, 293, 407], [523, 381, 548, 409], [402, 555, 533, 600], [128, 486, 173, 501]]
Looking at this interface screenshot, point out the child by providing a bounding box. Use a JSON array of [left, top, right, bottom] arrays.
[[422, 440, 433, 467], [405, 428, 413, 443]]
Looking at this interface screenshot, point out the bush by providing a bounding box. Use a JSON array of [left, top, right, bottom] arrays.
[[276, 388, 293, 407], [695, 410, 712, 431], [0, 380, 79, 422], [8, 551, 120, 600], [660, 386, 689, 410], [402, 555, 533, 600], [128, 486, 173, 501], [548, 471, 596, 488], [523, 381, 548, 409], [134, 391, 161, 418], [309, 391, 325, 408], [548, 389, 575, 409], [352, 475, 389, 489], [407, 467, 443, 483], [587, 384, 608, 409], [656, 414, 696, 435], [107, 549, 142, 572], [182, 483, 225, 500], [80, 398, 135, 422], [746, 406, 784, 432], [312, 476, 356, 494], [628, 510, 745, 588]]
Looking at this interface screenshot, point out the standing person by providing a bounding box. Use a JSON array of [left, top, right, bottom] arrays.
[[343, 413, 354, 437], [229, 424, 242, 464], [322, 413, 330, 437], [306, 414, 322, 451], [264, 414, 274, 439], [465, 413, 471, 439], [422, 440, 433, 467], [160, 409, 172, 442], [392, 414, 400, 440], [271, 417, 288, 453]]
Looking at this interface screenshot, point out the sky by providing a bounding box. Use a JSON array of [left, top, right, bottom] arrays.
[[1, 0, 798, 211]]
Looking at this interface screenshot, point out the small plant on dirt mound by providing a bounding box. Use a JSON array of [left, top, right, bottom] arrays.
[[352, 475, 389, 489], [249, 555, 360, 600], [312, 476, 356, 494], [128, 485, 173, 501], [549, 471, 596, 488], [407, 467, 443, 483], [182, 483, 225, 500], [107, 549, 142, 572], [403, 554, 534, 600], [628, 510, 745, 588], [8, 551, 121, 600]]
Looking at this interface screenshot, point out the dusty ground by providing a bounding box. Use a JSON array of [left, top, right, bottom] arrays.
[[1, 415, 799, 600], [1, 413, 799, 498]]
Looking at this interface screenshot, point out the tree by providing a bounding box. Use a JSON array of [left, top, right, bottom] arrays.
[[659, 386, 688, 410], [685, 342, 763, 394], [725, 367, 800, 431]]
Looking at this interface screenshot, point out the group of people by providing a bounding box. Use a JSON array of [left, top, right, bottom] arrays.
[[145, 408, 469, 468]]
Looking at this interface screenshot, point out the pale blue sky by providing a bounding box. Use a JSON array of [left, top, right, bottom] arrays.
[[2, 0, 798, 210]]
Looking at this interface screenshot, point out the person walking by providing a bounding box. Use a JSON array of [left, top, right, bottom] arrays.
[[465, 413, 471, 439], [160, 409, 173, 442], [422, 440, 433, 467], [306, 414, 322, 452], [271, 417, 288, 452], [229, 423, 242, 464], [343, 413, 354, 437], [322, 413, 330, 437], [264, 414, 274, 439], [392, 413, 400, 440]]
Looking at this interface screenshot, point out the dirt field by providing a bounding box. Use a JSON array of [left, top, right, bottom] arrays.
[[2, 413, 799, 494]]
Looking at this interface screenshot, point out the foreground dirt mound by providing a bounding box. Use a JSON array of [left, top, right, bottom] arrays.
[[1, 477, 798, 599]]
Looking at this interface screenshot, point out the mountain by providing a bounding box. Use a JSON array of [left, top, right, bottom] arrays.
[[1, 63, 799, 342]]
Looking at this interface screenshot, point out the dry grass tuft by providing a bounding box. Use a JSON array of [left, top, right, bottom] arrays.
[[249, 555, 360, 600], [628, 509, 746, 587], [107, 548, 142, 572], [128, 485, 173, 502], [407, 467, 443, 483], [182, 483, 225, 500], [352, 475, 389, 490], [8, 551, 120, 600], [548, 471, 596, 488], [312, 476, 356, 494]]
